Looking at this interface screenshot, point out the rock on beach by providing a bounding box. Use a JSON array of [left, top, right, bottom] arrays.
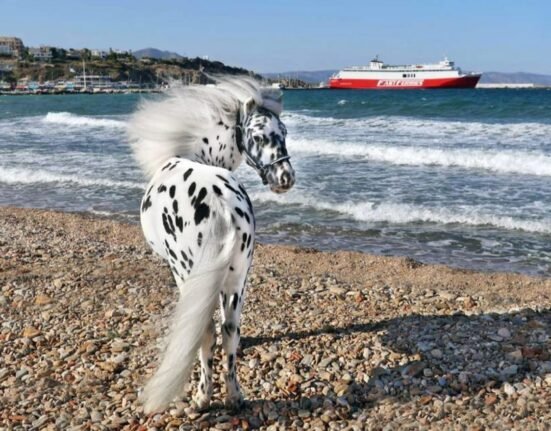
[[1, 207, 551, 430]]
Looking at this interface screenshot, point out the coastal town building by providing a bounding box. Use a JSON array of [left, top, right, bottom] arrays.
[[112, 48, 132, 56], [91, 49, 108, 59], [0, 36, 24, 58], [28, 46, 53, 62], [66, 49, 82, 60], [73, 74, 113, 89]]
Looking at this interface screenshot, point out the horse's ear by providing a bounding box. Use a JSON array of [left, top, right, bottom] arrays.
[[243, 97, 257, 118]]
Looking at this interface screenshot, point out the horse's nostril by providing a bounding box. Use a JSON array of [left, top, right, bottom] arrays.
[[280, 172, 290, 187]]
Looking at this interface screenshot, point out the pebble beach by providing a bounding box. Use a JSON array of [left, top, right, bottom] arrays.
[[1, 207, 550, 430]]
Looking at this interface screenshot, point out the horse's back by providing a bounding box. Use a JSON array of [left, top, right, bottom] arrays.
[[140, 158, 255, 278]]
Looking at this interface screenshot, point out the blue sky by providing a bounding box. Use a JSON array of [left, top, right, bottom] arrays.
[[1, 0, 550, 74]]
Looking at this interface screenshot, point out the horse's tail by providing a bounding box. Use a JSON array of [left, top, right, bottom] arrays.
[[140, 197, 235, 413]]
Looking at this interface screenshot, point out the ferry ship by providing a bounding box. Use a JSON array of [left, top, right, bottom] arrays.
[[329, 57, 481, 89]]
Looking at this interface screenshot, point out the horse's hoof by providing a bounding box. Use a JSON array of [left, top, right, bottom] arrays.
[[224, 393, 244, 410], [192, 393, 211, 412]]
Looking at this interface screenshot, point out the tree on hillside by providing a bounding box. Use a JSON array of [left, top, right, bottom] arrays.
[[80, 49, 91, 61], [51, 48, 67, 61]]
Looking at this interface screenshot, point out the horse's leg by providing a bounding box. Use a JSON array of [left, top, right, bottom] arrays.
[[220, 251, 252, 408], [193, 318, 216, 410]]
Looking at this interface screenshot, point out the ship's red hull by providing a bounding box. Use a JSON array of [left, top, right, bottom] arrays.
[[329, 75, 481, 89]]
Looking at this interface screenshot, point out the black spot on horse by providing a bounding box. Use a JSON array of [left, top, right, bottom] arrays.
[[165, 242, 177, 260], [188, 182, 196, 197], [183, 168, 193, 181], [197, 232, 203, 247], [175, 216, 183, 232], [215, 174, 230, 184], [194, 204, 210, 225], [172, 200, 179, 214], [193, 188, 211, 225], [162, 213, 171, 235], [169, 249, 178, 260], [231, 294, 238, 310], [161, 161, 172, 171], [224, 183, 242, 199], [223, 322, 235, 335], [212, 185, 222, 196], [158, 184, 167, 193], [202, 137, 209, 145], [167, 214, 175, 233], [141, 195, 152, 212], [162, 213, 177, 241]]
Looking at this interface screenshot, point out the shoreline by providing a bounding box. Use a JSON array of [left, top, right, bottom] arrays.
[[4, 205, 549, 279], [2, 206, 551, 428], [5, 204, 550, 279], [0, 89, 161, 96]]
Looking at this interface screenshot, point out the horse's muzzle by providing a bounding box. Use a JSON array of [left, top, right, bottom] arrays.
[[268, 163, 295, 193]]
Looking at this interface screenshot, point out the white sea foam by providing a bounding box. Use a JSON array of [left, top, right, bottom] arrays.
[[252, 191, 551, 234], [0, 166, 144, 189], [43, 112, 126, 128], [287, 138, 551, 177], [283, 112, 551, 147]]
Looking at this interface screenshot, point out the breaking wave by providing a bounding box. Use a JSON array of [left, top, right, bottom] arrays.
[[0, 166, 144, 189], [43, 112, 126, 129], [252, 191, 551, 234], [283, 113, 551, 146], [287, 138, 551, 177]]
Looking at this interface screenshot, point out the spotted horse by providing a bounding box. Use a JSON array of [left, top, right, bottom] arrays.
[[128, 76, 295, 413]]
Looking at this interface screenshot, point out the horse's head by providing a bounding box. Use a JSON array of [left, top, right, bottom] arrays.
[[240, 98, 295, 194]]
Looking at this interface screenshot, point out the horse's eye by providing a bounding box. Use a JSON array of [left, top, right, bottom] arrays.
[[253, 136, 263, 144]]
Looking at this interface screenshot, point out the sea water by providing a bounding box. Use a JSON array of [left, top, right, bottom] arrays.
[[0, 89, 550, 275]]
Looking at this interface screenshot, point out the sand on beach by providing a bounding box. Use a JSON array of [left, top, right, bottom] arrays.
[[1, 207, 550, 429]]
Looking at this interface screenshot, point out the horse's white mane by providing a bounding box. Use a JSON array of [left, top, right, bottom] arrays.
[[128, 75, 283, 178]]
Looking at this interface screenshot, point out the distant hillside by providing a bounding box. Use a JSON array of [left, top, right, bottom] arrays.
[[3, 55, 255, 85], [480, 71, 551, 85], [264, 70, 551, 86], [133, 48, 184, 60]]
